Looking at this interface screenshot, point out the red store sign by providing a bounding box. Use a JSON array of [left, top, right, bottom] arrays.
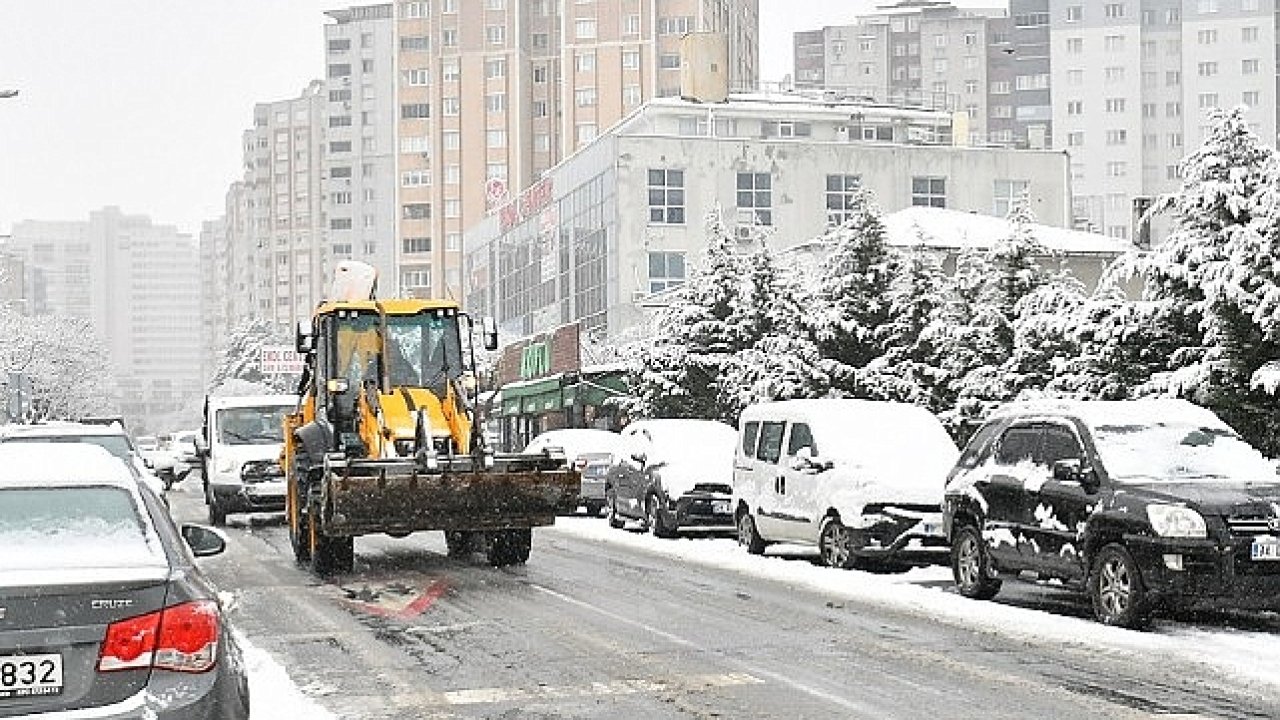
[[498, 178, 555, 232]]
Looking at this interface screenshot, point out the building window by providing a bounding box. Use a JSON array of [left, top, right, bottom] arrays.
[[443, 131, 460, 150], [622, 50, 641, 70], [330, 166, 352, 178], [648, 169, 685, 225], [402, 269, 432, 289], [1242, 59, 1260, 75], [993, 180, 1028, 217], [624, 14, 640, 35], [486, 162, 507, 179], [403, 237, 432, 254], [736, 172, 773, 230], [575, 87, 597, 106], [486, 93, 506, 112], [400, 35, 429, 52], [485, 58, 507, 78], [1104, 66, 1125, 83], [1067, 100, 1083, 115], [1104, 3, 1125, 17], [911, 176, 946, 208], [575, 19, 597, 39], [445, 164, 460, 183], [401, 103, 430, 119], [648, 252, 686, 293], [442, 97, 460, 115], [1105, 98, 1125, 113], [1197, 0, 1218, 11], [486, 129, 507, 147], [1106, 161, 1127, 177], [401, 135, 429, 153], [402, 203, 431, 220], [575, 51, 596, 72], [1066, 5, 1082, 21], [329, 140, 351, 153], [328, 63, 351, 78], [442, 62, 460, 82], [329, 38, 351, 53], [575, 122, 597, 144], [532, 100, 548, 117], [446, 233, 461, 252], [1106, 129, 1127, 145], [825, 174, 862, 227], [532, 33, 549, 48], [1066, 131, 1084, 147], [441, 29, 458, 47], [401, 170, 431, 187], [1197, 62, 1218, 77], [1199, 93, 1219, 109], [486, 25, 505, 45], [1243, 27, 1259, 43], [659, 53, 681, 70], [403, 68, 429, 86], [623, 85, 642, 107], [445, 199, 461, 218], [330, 218, 353, 230]]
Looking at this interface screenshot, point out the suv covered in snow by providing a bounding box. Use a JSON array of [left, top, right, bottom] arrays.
[[943, 399, 1280, 628]]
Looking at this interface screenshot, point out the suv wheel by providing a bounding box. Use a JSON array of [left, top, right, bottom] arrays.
[[951, 525, 1001, 600], [606, 490, 625, 529], [818, 518, 856, 569], [646, 495, 676, 539], [206, 485, 227, 527], [1090, 544, 1150, 629], [737, 512, 766, 555]]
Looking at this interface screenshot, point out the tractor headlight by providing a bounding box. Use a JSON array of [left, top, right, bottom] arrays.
[[1146, 505, 1207, 539]]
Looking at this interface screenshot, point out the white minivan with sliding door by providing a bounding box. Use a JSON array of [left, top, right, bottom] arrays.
[[733, 399, 959, 570]]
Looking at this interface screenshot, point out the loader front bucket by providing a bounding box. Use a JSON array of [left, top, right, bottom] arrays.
[[317, 454, 579, 537]]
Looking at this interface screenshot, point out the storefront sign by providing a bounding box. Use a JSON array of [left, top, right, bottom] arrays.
[[496, 322, 580, 386], [520, 342, 550, 379], [498, 178, 555, 232]]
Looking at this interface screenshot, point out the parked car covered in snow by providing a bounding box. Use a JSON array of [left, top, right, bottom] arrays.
[[137, 434, 182, 489], [605, 419, 737, 537], [943, 398, 1280, 628], [522, 428, 626, 515], [734, 400, 959, 569], [0, 443, 250, 719], [0, 421, 165, 497]]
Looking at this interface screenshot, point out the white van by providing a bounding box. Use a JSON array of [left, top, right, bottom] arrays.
[[733, 399, 959, 569], [199, 394, 298, 526]]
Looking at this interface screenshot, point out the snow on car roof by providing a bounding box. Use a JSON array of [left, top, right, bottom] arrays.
[[0, 443, 138, 489], [0, 420, 129, 438], [524, 428, 624, 455], [990, 398, 1231, 432]]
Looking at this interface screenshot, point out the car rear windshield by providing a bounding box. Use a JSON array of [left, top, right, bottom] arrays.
[[0, 435, 134, 463], [0, 487, 164, 571], [1091, 422, 1276, 483], [217, 406, 292, 445]]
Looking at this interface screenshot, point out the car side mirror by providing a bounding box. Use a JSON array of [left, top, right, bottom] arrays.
[[1053, 458, 1100, 493], [181, 524, 227, 558]]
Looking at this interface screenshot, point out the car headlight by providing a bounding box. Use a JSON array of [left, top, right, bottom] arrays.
[[1146, 505, 1207, 538]]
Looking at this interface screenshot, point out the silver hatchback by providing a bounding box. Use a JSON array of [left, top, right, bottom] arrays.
[[0, 444, 249, 719]]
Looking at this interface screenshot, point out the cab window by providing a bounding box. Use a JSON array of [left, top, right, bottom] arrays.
[[1040, 424, 1083, 465], [756, 422, 785, 464], [741, 421, 760, 457], [994, 425, 1039, 465], [785, 423, 816, 457]]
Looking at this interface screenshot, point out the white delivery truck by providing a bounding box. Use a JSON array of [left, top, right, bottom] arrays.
[[198, 394, 299, 525]]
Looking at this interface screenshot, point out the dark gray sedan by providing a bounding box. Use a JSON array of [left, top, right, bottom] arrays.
[[0, 444, 249, 719]]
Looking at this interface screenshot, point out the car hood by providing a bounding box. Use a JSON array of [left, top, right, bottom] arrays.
[[1118, 480, 1280, 515], [821, 462, 945, 507]]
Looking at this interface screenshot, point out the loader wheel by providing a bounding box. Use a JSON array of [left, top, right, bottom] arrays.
[[308, 504, 354, 575], [445, 530, 474, 558], [606, 490, 625, 529], [289, 504, 311, 565], [486, 529, 532, 566]]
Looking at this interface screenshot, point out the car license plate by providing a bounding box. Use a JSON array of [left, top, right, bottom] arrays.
[[0, 654, 62, 699], [712, 499, 730, 514], [1250, 539, 1280, 561]]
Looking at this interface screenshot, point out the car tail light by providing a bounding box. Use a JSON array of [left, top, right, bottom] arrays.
[[98, 600, 219, 674]]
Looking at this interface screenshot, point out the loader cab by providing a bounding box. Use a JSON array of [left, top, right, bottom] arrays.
[[306, 305, 466, 451]]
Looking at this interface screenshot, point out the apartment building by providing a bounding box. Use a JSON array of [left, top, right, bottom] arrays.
[[791, 2, 1010, 145], [1050, 0, 1277, 240], [1010, 0, 1052, 149], [324, 5, 400, 298], [463, 93, 1071, 337], [230, 81, 329, 335], [4, 208, 203, 424], [381, 0, 759, 300]]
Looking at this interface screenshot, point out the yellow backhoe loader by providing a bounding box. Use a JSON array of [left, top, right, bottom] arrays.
[[283, 261, 578, 574]]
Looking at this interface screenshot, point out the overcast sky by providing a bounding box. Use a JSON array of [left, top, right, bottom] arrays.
[[0, 1, 995, 236]]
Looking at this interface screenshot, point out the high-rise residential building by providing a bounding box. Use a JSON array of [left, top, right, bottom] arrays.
[[324, 5, 399, 296], [230, 81, 329, 335], [198, 218, 227, 389], [1050, 0, 1276, 240], [790, 2, 1009, 145], [318, 0, 760, 301], [5, 208, 202, 425], [1010, 0, 1052, 149]]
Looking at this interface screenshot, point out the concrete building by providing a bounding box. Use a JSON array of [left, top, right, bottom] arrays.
[[5, 208, 203, 425], [790, 2, 1011, 145], [1010, 0, 1052, 150], [231, 81, 329, 336], [323, 5, 399, 295], [342, 0, 760, 301], [1050, 0, 1277, 241], [463, 93, 1071, 337], [198, 218, 228, 389]]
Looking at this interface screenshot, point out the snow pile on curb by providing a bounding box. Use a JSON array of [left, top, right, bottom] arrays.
[[238, 633, 336, 719]]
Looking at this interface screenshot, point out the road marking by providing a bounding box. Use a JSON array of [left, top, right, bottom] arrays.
[[530, 583, 881, 715], [340, 578, 450, 620], [442, 673, 762, 705]]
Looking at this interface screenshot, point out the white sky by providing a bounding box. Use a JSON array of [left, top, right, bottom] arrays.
[[0, 1, 994, 236]]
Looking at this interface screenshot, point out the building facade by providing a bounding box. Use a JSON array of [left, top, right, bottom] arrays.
[[464, 94, 1071, 338], [1050, 0, 1277, 240], [5, 208, 203, 425]]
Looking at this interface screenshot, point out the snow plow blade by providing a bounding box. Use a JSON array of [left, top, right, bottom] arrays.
[[318, 453, 579, 536]]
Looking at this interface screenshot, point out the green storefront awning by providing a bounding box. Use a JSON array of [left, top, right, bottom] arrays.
[[574, 374, 629, 406], [496, 375, 564, 416]]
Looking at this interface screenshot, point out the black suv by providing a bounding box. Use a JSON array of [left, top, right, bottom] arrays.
[[942, 399, 1280, 628]]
